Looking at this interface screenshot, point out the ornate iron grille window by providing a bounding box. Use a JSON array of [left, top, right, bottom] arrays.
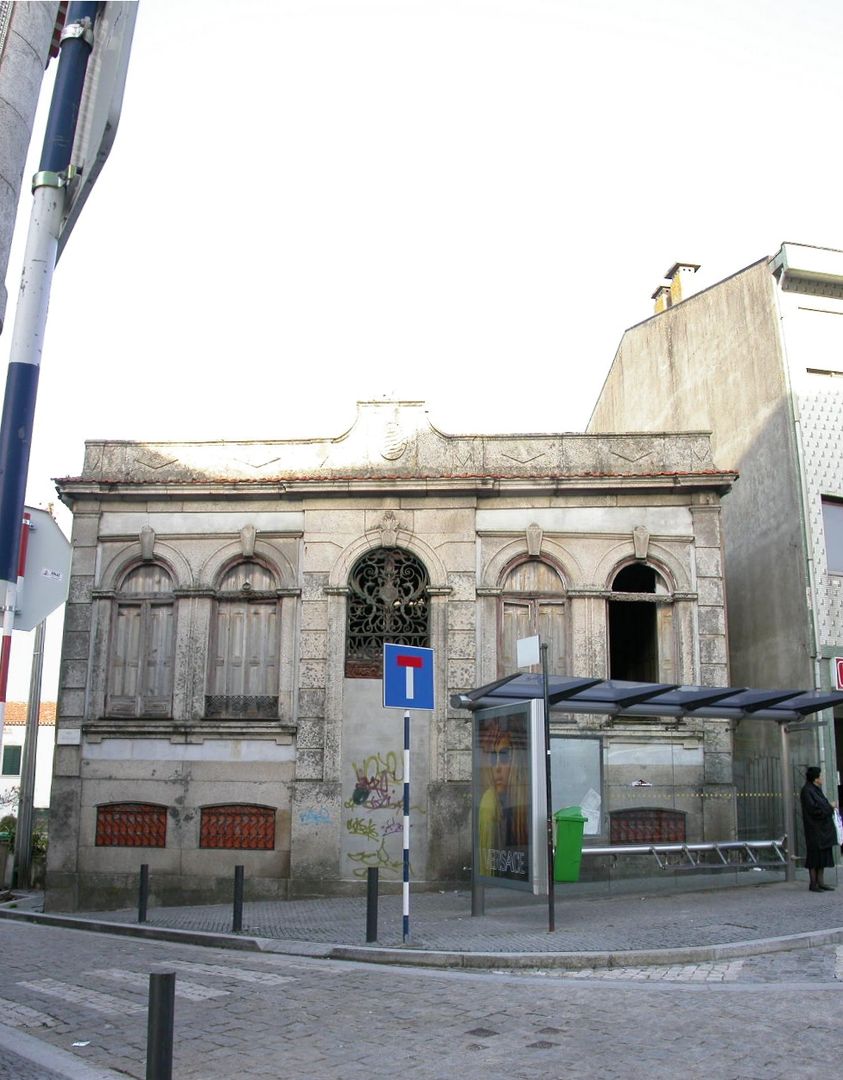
[[610, 807, 686, 845], [199, 805, 276, 850], [345, 547, 429, 677], [95, 803, 167, 847]]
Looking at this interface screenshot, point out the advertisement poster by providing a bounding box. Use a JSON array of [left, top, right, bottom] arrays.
[[473, 701, 536, 890]]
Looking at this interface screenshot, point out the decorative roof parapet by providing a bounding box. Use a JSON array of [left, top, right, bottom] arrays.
[[60, 402, 729, 491]]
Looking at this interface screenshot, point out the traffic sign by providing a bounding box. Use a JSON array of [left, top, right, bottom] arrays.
[[58, 2, 138, 259], [383, 644, 435, 710], [834, 656, 843, 691], [15, 507, 71, 631]]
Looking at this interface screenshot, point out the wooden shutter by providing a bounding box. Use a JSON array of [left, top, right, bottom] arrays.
[[537, 600, 567, 674], [108, 604, 143, 716], [501, 600, 532, 673], [208, 561, 280, 718], [141, 603, 175, 715], [107, 565, 175, 718]]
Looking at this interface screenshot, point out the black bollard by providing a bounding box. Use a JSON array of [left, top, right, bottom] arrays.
[[146, 972, 175, 1080], [366, 866, 378, 942], [138, 864, 149, 924], [232, 865, 244, 932]]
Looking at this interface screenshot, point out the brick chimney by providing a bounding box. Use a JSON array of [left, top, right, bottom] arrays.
[[652, 262, 700, 313], [651, 284, 672, 314]]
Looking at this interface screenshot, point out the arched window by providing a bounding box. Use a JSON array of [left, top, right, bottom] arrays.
[[608, 563, 673, 682], [499, 559, 567, 675], [107, 563, 175, 718], [345, 547, 429, 678], [206, 561, 279, 719]]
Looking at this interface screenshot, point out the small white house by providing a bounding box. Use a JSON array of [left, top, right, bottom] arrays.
[[0, 702, 56, 812]]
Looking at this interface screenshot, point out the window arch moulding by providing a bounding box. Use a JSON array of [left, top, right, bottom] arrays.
[[328, 531, 449, 593], [199, 539, 297, 594], [480, 536, 582, 593], [98, 541, 192, 594], [594, 540, 690, 596]]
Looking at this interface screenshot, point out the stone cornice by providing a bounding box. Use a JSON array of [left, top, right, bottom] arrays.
[[82, 719, 297, 742], [57, 472, 736, 509]]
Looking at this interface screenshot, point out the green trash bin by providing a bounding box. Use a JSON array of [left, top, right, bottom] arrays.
[[553, 806, 587, 882]]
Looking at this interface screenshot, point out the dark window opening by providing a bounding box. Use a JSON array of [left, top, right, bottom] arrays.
[[345, 548, 429, 678], [2, 745, 22, 775], [608, 563, 661, 681], [822, 497, 843, 574], [609, 601, 658, 681], [613, 563, 656, 593]]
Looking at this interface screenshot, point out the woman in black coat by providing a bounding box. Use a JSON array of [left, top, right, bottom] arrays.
[[800, 766, 837, 892]]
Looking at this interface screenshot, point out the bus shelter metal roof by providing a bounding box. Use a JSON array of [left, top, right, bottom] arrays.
[[450, 674, 843, 723]]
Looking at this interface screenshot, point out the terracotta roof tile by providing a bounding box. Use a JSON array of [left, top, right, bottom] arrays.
[[4, 702, 56, 726]]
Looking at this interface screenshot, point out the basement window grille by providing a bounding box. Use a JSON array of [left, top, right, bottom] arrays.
[[95, 803, 167, 847], [609, 807, 687, 845], [199, 805, 276, 850]]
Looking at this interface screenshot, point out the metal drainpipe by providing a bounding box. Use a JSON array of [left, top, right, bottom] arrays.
[[772, 272, 826, 767]]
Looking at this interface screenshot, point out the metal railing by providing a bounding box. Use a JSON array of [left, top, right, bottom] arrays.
[[580, 838, 786, 871]]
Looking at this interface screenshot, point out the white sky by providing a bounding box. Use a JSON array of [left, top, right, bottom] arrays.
[[4, 0, 843, 703]]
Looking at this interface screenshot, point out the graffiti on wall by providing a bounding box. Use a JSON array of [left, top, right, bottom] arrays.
[[344, 748, 424, 878], [347, 751, 403, 811]]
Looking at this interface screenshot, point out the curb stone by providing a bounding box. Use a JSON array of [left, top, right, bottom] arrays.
[[2, 906, 842, 971]]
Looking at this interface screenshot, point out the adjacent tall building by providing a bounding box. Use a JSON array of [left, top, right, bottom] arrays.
[[46, 401, 736, 909], [589, 243, 843, 827]]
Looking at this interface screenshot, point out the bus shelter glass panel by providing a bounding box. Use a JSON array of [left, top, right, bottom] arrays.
[[472, 699, 547, 894], [550, 736, 602, 835]]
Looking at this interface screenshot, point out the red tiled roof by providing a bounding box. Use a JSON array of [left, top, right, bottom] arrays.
[[4, 702, 56, 726]]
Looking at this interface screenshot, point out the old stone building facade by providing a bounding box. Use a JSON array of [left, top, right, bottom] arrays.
[[46, 401, 736, 911]]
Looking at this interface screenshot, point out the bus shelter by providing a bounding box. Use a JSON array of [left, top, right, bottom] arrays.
[[452, 675, 843, 892]]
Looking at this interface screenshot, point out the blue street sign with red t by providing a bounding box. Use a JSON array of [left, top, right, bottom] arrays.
[[383, 644, 435, 710]]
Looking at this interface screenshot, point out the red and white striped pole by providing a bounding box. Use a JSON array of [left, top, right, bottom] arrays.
[[0, 512, 31, 747]]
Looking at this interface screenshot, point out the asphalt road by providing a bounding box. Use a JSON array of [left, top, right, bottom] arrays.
[[0, 920, 841, 1079]]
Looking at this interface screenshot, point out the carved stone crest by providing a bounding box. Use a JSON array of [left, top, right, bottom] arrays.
[[379, 511, 401, 547], [381, 421, 407, 461]]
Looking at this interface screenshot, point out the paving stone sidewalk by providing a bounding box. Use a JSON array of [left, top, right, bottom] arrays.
[[29, 872, 843, 961]]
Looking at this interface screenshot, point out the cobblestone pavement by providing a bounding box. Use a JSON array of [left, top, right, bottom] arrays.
[[1, 921, 842, 1079], [56, 874, 843, 957]]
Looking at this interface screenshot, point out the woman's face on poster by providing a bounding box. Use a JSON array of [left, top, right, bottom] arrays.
[[490, 731, 513, 794]]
